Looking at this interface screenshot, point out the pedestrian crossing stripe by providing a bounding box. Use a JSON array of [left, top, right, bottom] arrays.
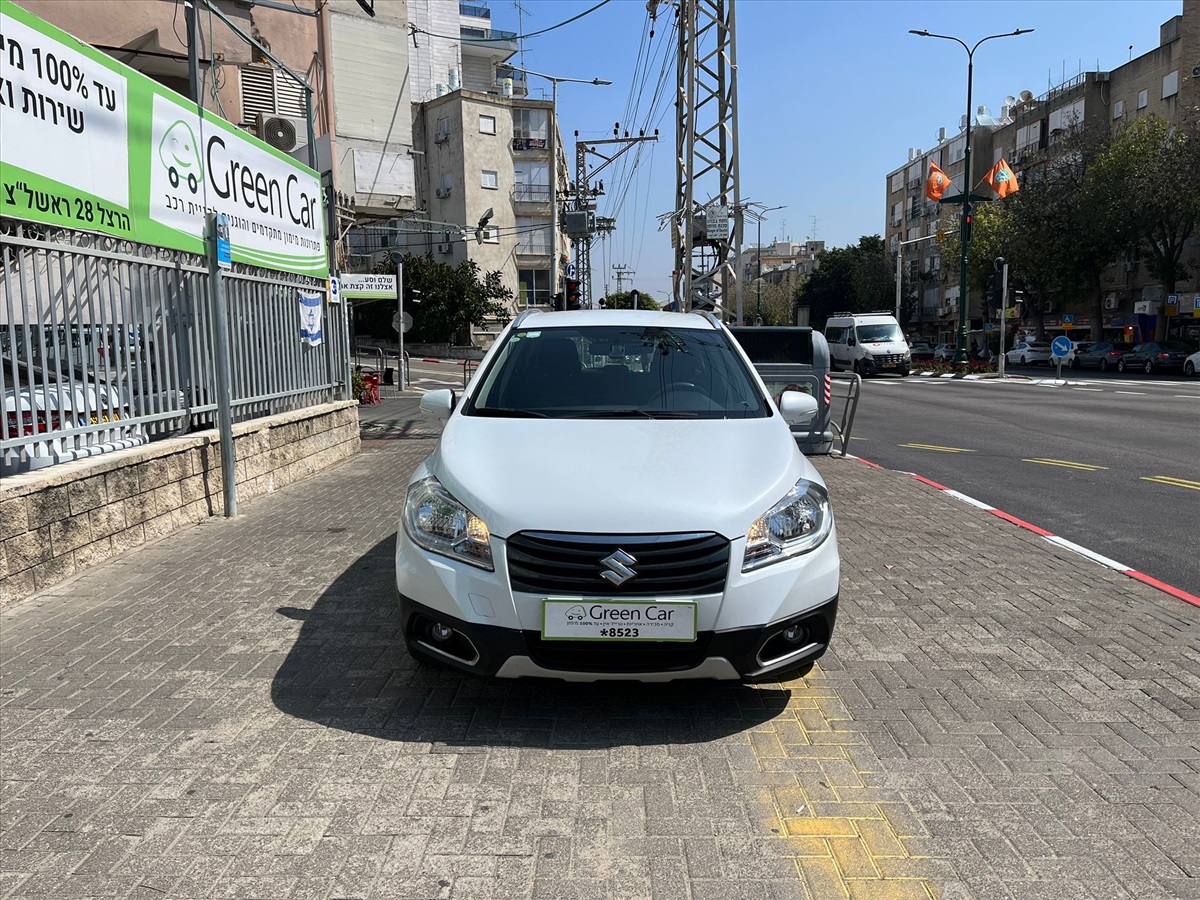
[[1141, 476, 1200, 491], [1022, 458, 1108, 471]]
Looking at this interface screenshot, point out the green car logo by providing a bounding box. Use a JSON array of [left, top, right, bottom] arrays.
[[159, 120, 204, 192], [564, 604, 587, 621]]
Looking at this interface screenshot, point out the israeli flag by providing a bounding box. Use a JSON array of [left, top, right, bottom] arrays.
[[298, 292, 323, 346]]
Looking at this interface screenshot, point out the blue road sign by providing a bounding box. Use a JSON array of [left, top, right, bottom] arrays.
[[1062, 313, 1074, 324], [984, 323, 995, 332], [566, 263, 576, 278], [1051, 335, 1072, 357], [215, 214, 232, 270]]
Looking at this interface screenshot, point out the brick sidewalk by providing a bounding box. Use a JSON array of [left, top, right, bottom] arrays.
[[1, 428, 1197, 899]]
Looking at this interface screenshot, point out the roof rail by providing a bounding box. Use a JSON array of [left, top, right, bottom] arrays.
[[687, 309, 722, 328], [512, 309, 539, 328], [829, 310, 895, 317]]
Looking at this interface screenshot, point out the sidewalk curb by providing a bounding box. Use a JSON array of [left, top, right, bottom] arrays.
[[846, 455, 1200, 609]]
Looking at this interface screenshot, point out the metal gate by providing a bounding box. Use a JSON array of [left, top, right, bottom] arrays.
[[1, 220, 348, 475]]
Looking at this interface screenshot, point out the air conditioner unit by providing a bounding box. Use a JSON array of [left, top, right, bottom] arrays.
[[258, 114, 308, 153], [1104, 297, 1119, 310], [437, 242, 452, 255], [1043, 301, 1055, 313], [433, 129, 450, 144], [435, 187, 452, 199]]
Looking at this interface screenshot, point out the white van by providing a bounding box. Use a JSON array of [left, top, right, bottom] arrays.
[[824, 312, 910, 376]]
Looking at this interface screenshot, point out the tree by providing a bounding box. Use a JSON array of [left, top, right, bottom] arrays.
[[603, 289, 660, 310], [358, 254, 512, 345], [795, 235, 893, 327], [1090, 112, 1200, 336]]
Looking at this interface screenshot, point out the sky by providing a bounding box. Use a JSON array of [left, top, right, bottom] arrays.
[[485, 0, 1183, 305]]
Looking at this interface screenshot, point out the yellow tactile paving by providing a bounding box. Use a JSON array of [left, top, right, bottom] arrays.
[[750, 674, 941, 899]]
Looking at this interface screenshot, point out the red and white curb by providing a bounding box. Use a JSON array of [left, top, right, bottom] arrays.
[[851, 456, 1200, 609]]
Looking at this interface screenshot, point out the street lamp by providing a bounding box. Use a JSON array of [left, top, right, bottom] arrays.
[[910, 27, 1032, 366], [743, 202, 785, 324], [503, 67, 611, 306]]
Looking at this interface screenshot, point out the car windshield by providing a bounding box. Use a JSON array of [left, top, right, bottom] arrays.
[[465, 325, 770, 419], [1163, 340, 1193, 351], [856, 323, 903, 343]]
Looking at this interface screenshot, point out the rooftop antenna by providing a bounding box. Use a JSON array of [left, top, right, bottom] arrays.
[[810, 215, 818, 240], [514, 1, 530, 70], [1128, 44, 1133, 61]]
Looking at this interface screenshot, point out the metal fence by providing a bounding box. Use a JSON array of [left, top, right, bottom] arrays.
[[1, 219, 348, 476]]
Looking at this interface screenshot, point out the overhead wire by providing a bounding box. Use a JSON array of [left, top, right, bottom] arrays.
[[411, 0, 613, 44]]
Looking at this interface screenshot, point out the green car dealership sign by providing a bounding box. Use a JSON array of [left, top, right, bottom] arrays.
[[0, 0, 327, 278]]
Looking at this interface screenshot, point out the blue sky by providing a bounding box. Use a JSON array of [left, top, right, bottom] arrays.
[[496, 0, 1182, 302]]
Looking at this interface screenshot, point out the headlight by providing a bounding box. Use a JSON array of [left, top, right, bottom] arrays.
[[742, 479, 833, 572], [404, 477, 494, 570]]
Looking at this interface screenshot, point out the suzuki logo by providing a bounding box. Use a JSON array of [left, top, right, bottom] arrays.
[[599, 549, 638, 586]]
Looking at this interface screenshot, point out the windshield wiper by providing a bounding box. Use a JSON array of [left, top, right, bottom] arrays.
[[472, 407, 549, 418], [564, 408, 658, 419]]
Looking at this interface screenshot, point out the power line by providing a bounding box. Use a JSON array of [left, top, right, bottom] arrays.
[[411, 0, 612, 44]]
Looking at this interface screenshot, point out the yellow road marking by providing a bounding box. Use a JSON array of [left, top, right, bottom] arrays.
[[1142, 475, 1200, 491], [898, 443, 975, 453], [1023, 458, 1108, 471]]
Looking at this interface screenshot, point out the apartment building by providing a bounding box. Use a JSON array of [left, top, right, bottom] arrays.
[[743, 239, 825, 294], [884, 0, 1200, 345]]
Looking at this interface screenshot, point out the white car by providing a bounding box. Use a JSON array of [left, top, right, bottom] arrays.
[[1185, 350, 1200, 377], [395, 309, 840, 682], [1005, 341, 1053, 366]]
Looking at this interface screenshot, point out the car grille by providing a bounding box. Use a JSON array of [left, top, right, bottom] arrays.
[[506, 531, 729, 597], [873, 353, 906, 364], [524, 633, 714, 673]]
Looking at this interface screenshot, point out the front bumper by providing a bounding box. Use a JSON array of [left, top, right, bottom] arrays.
[[398, 592, 838, 682]]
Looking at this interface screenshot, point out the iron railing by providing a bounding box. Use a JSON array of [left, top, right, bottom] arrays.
[[1, 219, 348, 475]]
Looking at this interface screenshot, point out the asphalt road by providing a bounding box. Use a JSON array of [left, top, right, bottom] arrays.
[[844, 364, 1200, 595]]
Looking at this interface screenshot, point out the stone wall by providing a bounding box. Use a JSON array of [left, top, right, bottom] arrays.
[[1, 401, 360, 605]]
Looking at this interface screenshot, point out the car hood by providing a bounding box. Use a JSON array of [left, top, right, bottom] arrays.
[[426, 414, 817, 539], [863, 340, 908, 354]]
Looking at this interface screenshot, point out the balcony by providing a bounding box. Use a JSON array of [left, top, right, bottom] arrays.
[[461, 25, 519, 58], [459, 3, 491, 18], [512, 136, 548, 152], [512, 185, 551, 204]]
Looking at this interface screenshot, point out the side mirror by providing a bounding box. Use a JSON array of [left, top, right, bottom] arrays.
[[778, 390, 818, 427], [847, 336, 857, 347], [419, 388, 455, 421]]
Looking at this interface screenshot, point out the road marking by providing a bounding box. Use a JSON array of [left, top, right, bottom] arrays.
[[1044, 535, 1131, 572], [1142, 476, 1200, 492], [1114, 391, 1146, 395], [1074, 388, 1104, 392], [899, 443, 975, 453], [1022, 458, 1109, 471], [1174, 395, 1200, 399]]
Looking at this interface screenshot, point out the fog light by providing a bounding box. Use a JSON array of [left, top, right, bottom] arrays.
[[430, 622, 454, 642], [782, 625, 806, 644]]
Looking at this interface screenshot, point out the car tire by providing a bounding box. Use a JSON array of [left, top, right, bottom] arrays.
[[898, 367, 910, 377], [1144, 359, 1153, 374], [1117, 358, 1126, 373], [1186, 361, 1196, 377], [1099, 359, 1109, 372]]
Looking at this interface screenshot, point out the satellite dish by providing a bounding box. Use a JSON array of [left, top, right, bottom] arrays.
[[1019, 90, 1034, 102]]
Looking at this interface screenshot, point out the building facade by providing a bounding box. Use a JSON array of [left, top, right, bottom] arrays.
[[885, 0, 1200, 346]]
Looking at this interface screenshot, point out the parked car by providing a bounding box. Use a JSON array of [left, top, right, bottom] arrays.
[[1005, 341, 1053, 366], [1117, 341, 1195, 374], [1072, 341, 1129, 371], [1063, 341, 1094, 367], [908, 342, 935, 364], [932, 343, 955, 362], [1185, 349, 1200, 377], [396, 309, 840, 683]]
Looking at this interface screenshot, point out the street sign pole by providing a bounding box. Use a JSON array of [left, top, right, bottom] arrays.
[[999, 259, 1008, 378], [206, 213, 238, 518], [396, 260, 405, 389], [1050, 334, 1071, 383]]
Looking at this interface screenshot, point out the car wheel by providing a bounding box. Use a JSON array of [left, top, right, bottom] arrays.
[[898, 367, 910, 377], [1186, 361, 1196, 377], [1144, 359, 1153, 374], [1099, 359, 1108, 372], [1117, 358, 1126, 373]]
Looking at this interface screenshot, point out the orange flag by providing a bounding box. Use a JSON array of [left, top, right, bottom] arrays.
[[924, 161, 953, 202], [983, 158, 1019, 198]]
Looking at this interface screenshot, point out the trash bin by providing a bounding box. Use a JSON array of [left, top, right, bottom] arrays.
[[727, 327, 834, 455], [382, 367, 395, 386]]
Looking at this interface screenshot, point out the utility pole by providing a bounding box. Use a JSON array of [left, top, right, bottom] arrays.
[[658, 0, 741, 318], [612, 264, 635, 295], [570, 129, 657, 308]]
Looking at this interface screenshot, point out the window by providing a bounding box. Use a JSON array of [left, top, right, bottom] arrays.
[[1137, 89, 1148, 109], [513, 107, 549, 140], [514, 162, 550, 201], [479, 115, 496, 134], [1163, 71, 1179, 99], [518, 268, 551, 305], [890, 172, 903, 193], [435, 116, 451, 140], [516, 217, 550, 254], [1113, 99, 1125, 119], [481, 170, 499, 189]]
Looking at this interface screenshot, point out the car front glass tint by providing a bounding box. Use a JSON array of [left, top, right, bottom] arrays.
[[856, 323, 903, 343], [466, 326, 770, 419]]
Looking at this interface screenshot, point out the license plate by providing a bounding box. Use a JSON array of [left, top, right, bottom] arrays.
[[883, 362, 897, 368], [541, 599, 697, 642]]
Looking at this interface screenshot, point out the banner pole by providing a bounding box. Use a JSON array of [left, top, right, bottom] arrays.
[[206, 213, 238, 517]]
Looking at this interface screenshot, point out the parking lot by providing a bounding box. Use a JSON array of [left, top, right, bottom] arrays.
[[2, 408, 1198, 900]]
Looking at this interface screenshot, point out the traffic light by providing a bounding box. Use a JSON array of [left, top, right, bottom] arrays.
[[552, 291, 565, 311], [565, 279, 581, 309], [986, 272, 1001, 311], [963, 203, 974, 243]]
